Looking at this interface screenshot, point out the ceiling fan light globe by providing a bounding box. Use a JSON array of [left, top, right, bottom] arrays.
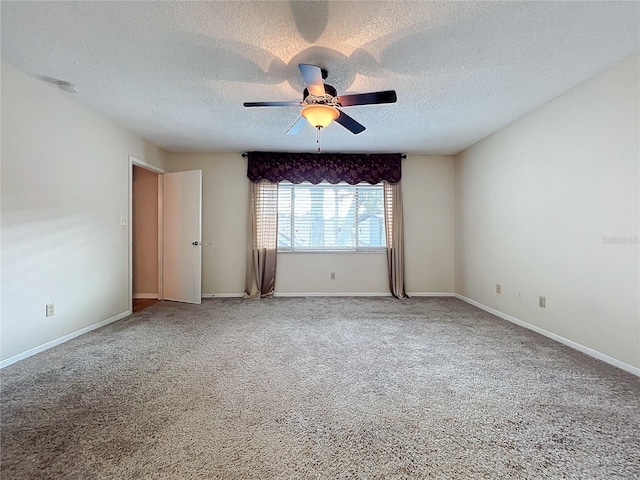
[[301, 104, 339, 129]]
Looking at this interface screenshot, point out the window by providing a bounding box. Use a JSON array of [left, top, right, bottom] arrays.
[[277, 182, 386, 252]]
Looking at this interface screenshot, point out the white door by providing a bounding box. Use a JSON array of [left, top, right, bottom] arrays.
[[162, 170, 202, 304]]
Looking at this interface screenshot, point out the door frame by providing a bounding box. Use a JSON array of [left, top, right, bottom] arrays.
[[129, 156, 166, 313]]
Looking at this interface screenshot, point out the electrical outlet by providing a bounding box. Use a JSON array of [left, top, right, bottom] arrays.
[[516, 291, 523, 301], [119, 216, 128, 226], [330, 272, 335, 280], [496, 284, 501, 294], [46, 303, 55, 317], [539, 296, 546, 308]]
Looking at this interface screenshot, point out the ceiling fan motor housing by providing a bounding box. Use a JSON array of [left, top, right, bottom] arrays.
[[303, 84, 338, 102]]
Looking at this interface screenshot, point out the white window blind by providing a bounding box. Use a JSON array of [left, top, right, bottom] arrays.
[[253, 181, 278, 249], [277, 182, 386, 252]]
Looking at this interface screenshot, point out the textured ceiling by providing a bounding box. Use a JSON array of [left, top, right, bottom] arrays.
[[1, 1, 638, 154]]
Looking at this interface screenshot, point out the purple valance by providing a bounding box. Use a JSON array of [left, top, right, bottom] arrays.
[[246, 152, 402, 185]]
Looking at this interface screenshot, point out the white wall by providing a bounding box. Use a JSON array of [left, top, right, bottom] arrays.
[[167, 153, 455, 296], [1, 60, 168, 362], [403, 155, 455, 294], [275, 253, 389, 295], [455, 53, 639, 369]]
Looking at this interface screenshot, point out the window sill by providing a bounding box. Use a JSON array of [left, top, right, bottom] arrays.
[[277, 250, 386, 255]]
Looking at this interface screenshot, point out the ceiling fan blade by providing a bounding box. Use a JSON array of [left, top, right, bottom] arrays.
[[335, 110, 366, 134], [337, 90, 397, 107], [244, 101, 300, 107], [299, 64, 325, 96], [286, 116, 307, 136]]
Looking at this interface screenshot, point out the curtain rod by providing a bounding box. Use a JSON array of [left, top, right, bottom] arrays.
[[241, 153, 407, 159]]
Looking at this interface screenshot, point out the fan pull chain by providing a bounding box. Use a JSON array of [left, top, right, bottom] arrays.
[[316, 126, 321, 153]]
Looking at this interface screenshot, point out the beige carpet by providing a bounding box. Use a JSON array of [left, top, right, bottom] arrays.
[[1, 297, 639, 479]]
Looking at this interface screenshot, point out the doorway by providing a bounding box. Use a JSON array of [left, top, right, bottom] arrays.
[[128, 156, 203, 312], [132, 164, 160, 312], [129, 156, 165, 313]]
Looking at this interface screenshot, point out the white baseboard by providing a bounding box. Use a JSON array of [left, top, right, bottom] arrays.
[[201, 293, 244, 298], [133, 293, 158, 299], [275, 292, 457, 298], [408, 292, 455, 297], [0, 310, 131, 369], [455, 294, 640, 377], [203, 292, 456, 298], [274, 292, 393, 297]]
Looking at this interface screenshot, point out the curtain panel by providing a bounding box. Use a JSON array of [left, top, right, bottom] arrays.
[[383, 181, 408, 299], [247, 152, 402, 185], [244, 181, 278, 299]]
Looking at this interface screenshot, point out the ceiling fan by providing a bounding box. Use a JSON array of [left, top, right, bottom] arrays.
[[244, 64, 397, 135]]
